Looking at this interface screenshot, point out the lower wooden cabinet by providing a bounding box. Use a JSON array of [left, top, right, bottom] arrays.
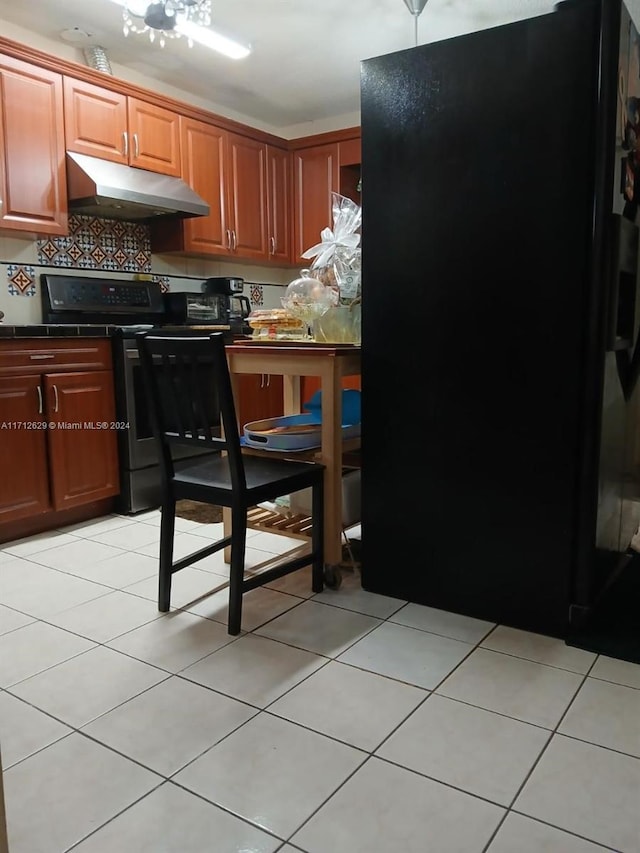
[[0, 339, 120, 536], [235, 373, 284, 429], [45, 371, 119, 511], [0, 374, 51, 523]]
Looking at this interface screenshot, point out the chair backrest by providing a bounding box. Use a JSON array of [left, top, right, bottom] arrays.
[[136, 331, 246, 491]]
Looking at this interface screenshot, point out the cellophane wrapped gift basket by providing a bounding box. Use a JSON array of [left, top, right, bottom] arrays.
[[299, 192, 362, 343]]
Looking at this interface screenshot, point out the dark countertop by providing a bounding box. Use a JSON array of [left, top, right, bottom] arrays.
[[0, 324, 116, 338], [0, 326, 256, 340]]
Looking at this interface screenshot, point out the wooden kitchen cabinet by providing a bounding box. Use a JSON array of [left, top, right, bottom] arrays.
[[227, 131, 269, 259], [291, 129, 361, 264], [235, 373, 285, 429], [0, 375, 51, 522], [0, 339, 119, 539], [292, 142, 339, 265], [63, 77, 182, 177], [152, 117, 288, 263], [0, 54, 68, 236], [45, 370, 119, 511], [266, 144, 292, 264]]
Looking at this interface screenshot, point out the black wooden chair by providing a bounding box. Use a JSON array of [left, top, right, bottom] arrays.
[[136, 331, 325, 634]]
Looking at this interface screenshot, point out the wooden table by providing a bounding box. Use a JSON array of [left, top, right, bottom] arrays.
[[225, 341, 361, 571]]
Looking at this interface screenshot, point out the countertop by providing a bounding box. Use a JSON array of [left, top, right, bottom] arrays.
[[0, 326, 254, 340], [0, 324, 116, 338]]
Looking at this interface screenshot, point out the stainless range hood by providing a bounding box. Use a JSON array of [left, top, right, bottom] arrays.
[[66, 152, 210, 222]]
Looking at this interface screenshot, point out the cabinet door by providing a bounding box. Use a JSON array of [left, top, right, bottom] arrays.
[[236, 374, 285, 429], [180, 116, 230, 255], [63, 77, 128, 164], [45, 371, 119, 511], [267, 145, 292, 264], [292, 143, 339, 263], [0, 55, 67, 236], [339, 136, 362, 206], [227, 132, 269, 260], [0, 376, 50, 524], [128, 97, 182, 177]]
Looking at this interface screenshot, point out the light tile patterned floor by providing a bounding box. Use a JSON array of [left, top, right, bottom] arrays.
[[1, 511, 639, 852]]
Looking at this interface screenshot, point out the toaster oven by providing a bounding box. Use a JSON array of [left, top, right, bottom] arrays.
[[163, 292, 231, 327]]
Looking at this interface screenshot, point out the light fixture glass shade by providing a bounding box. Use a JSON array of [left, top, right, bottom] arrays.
[[109, 0, 250, 56], [113, 0, 211, 47]]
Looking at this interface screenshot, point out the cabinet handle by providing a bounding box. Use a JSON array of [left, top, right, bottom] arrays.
[[269, 236, 275, 255], [232, 230, 237, 251], [36, 385, 43, 415], [260, 373, 265, 388], [123, 131, 129, 158], [52, 384, 59, 413], [266, 374, 271, 387], [133, 133, 139, 159], [226, 229, 232, 250], [29, 353, 55, 360]]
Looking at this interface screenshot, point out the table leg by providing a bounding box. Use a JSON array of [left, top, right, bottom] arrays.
[[319, 360, 344, 570]]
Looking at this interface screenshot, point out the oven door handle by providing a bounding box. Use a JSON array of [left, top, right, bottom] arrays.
[[125, 350, 166, 365]]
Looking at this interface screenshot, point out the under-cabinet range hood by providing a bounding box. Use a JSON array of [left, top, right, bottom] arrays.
[[66, 152, 210, 222]]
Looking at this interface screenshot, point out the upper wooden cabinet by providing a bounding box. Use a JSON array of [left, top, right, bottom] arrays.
[[227, 131, 269, 259], [63, 77, 182, 177], [292, 142, 339, 265], [266, 145, 292, 264], [0, 54, 68, 236], [291, 131, 361, 264], [152, 116, 290, 264]]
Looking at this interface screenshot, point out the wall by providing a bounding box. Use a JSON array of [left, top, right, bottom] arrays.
[[0, 215, 301, 325]]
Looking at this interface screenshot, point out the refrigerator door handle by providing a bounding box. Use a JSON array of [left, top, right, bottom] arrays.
[[616, 340, 640, 400], [609, 214, 640, 399]]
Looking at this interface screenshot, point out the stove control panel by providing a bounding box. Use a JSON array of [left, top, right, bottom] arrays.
[[40, 274, 165, 324], [42, 275, 164, 312]]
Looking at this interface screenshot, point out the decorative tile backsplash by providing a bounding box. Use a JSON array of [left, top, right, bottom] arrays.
[[248, 282, 265, 307], [37, 215, 151, 272], [7, 264, 36, 297], [0, 214, 288, 325]]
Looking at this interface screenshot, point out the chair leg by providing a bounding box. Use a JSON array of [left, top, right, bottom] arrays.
[[311, 478, 325, 594], [158, 497, 176, 612], [227, 506, 247, 635]]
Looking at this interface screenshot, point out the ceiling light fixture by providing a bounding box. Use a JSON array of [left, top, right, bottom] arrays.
[[109, 0, 251, 58], [403, 0, 429, 47]]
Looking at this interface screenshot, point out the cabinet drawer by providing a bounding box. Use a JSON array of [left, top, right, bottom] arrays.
[[0, 339, 113, 375]]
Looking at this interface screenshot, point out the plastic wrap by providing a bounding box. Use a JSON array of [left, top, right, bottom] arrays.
[[301, 192, 361, 306]]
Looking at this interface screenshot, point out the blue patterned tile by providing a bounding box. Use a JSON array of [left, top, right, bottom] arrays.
[[152, 275, 171, 293], [6, 264, 36, 297], [249, 283, 264, 306], [36, 215, 151, 273]]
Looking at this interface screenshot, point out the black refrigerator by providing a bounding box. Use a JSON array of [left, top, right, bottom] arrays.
[[360, 0, 640, 637]]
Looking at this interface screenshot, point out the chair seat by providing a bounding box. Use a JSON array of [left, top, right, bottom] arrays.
[[173, 453, 322, 507]]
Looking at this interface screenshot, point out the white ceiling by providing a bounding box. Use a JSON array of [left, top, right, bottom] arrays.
[[1, 0, 639, 137]]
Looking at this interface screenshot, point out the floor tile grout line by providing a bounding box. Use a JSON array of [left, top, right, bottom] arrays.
[[163, 775, 290, 847], [480, 663, 598, 852], [471, 643, 599, 676], [504, 809, 623, 852], [62, 777, 168, 853]]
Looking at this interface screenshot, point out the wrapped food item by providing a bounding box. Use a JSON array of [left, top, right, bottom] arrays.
[[301, 192, 361, 306], [247, 308, 304, 340]]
